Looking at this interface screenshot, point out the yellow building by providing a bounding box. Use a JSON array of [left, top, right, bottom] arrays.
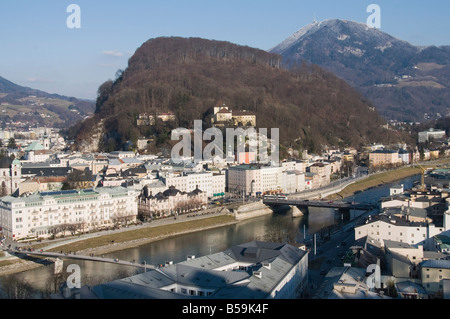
[[211, 103, 257, 127], [343, 153, 354, 162], [215, 108, 233, 123], [232, 110, 256, 127], [369, 150, 400, 167], [430, 150, 440, 160]]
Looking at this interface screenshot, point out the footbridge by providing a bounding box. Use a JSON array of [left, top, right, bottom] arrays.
[[4, 248, 157, 270]]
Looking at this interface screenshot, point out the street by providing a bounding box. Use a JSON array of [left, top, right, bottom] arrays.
[[306, 220, 358, 299]]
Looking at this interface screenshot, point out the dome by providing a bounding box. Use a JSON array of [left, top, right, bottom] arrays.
[[163, 186, 182, 197], [0, 157, 13, 169]]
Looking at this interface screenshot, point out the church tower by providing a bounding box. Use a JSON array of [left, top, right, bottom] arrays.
[[43, 135, 50, 150], [10, 158, 21, 195]]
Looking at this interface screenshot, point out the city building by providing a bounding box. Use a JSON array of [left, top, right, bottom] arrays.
[[281, 160, 306, 173], [0, 157, 22, 196], [398, 150, 412, 164], [389, 184, 404, 197], [384, 240, 425, 279], [227, 164, 284, 196], [159, 171, 225, 198], [138, 186, 208, 219], [418, 129, 446, 144], [354, 210, 450, 250], [420, 260, 450, 298], [308, 162, 331, 187], [237, 151, 256, 164], [0, 186, 139, 240], [80, 241, 309, 299], [282, 171, 306, 194], [369, 150, 401, 168], [320, 266, 386, 299]]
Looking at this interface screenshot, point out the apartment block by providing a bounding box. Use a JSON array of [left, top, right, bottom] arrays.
[[369, 150, 401, 167], [227, 164, 284, 196]]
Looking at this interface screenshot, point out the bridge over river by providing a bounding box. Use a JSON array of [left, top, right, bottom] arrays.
[[3, 248, 157, 270], [262, 198, 374, 215]]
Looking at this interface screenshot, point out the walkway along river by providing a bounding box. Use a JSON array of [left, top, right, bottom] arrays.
[[0, 175, 420, 298]]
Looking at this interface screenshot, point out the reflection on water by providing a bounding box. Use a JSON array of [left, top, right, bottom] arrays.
[[0, 175, 420, 297], [306, 208, 336, 234], [110, 210, 306, 267], [3, 211, 307, 296]]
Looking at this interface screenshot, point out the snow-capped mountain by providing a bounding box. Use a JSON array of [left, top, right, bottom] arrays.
[[271, 19, 416, 57], [270, 19, 450, 122]]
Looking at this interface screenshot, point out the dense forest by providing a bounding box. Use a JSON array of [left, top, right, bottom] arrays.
[[71, 37, 402, 154]]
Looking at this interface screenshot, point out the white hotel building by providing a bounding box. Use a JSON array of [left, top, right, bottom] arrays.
[[0, 186, 139, 240]]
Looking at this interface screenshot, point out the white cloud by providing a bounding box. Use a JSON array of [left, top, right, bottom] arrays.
[[101, 50, 125, 57]]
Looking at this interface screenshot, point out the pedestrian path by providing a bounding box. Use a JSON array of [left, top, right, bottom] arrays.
[[1, 207, 231, 254]]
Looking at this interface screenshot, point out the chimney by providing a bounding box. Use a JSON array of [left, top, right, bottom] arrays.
[[262, 262, 271, 270]]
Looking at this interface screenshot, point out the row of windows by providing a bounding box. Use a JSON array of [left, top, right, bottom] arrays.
[[178, 287, 213, 297]]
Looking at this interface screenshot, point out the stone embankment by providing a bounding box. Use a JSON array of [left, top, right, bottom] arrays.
[[232, 200, 274, 220]]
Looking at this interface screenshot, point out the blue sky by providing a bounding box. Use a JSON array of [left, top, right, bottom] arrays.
[[0, 0, 449, 100]]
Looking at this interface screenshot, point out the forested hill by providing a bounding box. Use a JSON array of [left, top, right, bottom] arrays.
[[0, 76, 95, 127], [72, 36, 402, 153]]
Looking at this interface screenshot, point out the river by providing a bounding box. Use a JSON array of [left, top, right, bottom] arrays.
[[0, 175, 420, 298]]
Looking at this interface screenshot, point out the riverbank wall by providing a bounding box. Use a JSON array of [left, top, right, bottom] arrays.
[[233, 200, 274, 220]]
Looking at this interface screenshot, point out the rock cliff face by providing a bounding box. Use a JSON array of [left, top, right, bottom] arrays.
[[72, 36, 400, 153], [77, 119, 105, 153], [270, 19, 450, 122]]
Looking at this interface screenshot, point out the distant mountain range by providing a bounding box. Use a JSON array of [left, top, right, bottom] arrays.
[[0, 76, 95, 128], [270, 19, 450, 122], [70, 36, 405, 153]]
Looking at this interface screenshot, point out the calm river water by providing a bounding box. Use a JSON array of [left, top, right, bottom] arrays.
[[0, 175, 420, 297]]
